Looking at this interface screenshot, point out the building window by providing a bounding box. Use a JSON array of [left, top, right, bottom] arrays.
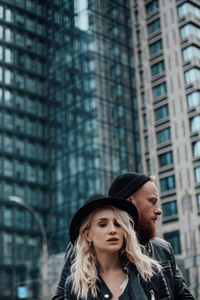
[[141, 92, 146, 104], [4, 89, 13, 106], [4, 158, 13, 177], [15, 184, 24, 199], [197, 194, 200, 209], [159, 151, 173, 167], [187, 91, 200, 108], [4, 135, 13, 153], [162, 201, 177, 217], [151, 60, 165, 76], [143, 114, 147, 126], [16, 208, 25, 228], [4, 207, 13, 227], [140, 71, 144, 83], [164, 231, 181, 254], [5, 8, 13, 22], [27, 238, 38, 259], [5, 69, 14, 85], [155, 104, 169, 120], [16, 116, 25, 132], [147, 19, 160, 35], [185, 68, 200, 84], [5, 48, 14, 63], [182, 45, 200, 62], [4, 182, 13, 198], [144, 136, 149, 150], [178, 2, 200, 19], [160, 175, 175, 192], [3, 233, 13, 264], [146, 0, 158, 15], [153, 82, 167, 99], [190, 115, 200, 132], [146, 158, 151, 172], [15, 235, 24, 262], [5, 28, 14, 43], [156, 127, 171, 144], [16, 161, 24, 179], [27, 164, 36, 182], [193, 140, 200, 157], [180, 23, 200, 40], [195, 166, 200, 183]]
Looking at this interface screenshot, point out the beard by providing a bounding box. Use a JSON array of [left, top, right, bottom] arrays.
[[136, 213, 157, 243]]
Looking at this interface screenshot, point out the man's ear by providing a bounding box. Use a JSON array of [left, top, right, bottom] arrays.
[[127, 194, 135, 204]]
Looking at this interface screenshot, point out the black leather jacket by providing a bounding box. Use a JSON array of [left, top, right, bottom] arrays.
[[64, 260, 170, 300], [51, 238, 194, 300], [146, 238, 194, 300]]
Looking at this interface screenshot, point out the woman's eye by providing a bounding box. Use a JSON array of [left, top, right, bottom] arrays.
[[99, 223, 106, 227], [114, 222, 121, 227]]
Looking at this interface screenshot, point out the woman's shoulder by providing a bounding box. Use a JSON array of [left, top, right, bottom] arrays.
[[64, 275, 74, 299]]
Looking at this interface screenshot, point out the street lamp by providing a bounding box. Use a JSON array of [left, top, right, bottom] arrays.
[[10, 195, 48, 299]]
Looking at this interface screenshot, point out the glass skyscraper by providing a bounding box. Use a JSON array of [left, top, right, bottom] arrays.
[[48, 0, 141, 254], [0, 0, 141, 299]]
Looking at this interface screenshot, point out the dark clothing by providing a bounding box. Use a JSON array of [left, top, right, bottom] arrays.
[[51, 237, 194, 300], [147, 238, 194, 300], [64, 261, 170, 300]]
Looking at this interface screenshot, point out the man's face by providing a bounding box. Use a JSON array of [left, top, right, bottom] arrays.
[[129, 181, 162, 242]]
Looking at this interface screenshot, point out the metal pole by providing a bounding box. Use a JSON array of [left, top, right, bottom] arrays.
[[10, 195, 48, 299]]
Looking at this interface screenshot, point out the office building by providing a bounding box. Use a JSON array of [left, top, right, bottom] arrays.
[[130, 0, 200, 297], [48, 0, 141, 254], [0, 0, 141, 299]]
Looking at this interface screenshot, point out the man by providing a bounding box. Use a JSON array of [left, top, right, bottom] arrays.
[[108, 172, 194, 299], [52, 172, 194, 300]]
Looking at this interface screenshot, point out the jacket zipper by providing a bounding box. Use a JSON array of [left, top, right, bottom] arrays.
[[149, 289, 155, 300]]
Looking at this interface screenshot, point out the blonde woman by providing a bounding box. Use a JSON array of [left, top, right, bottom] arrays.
[[64, 194, 170, 300]]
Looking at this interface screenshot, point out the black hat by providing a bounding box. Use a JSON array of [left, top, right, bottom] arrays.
[[108, 172, 150, 199], [70, 194, 138, 245]]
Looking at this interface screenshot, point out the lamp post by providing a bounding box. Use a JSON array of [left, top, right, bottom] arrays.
[[10, 195, 48, 299]]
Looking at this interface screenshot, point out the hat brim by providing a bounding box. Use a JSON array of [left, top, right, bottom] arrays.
[[70, 197, 138, 244]]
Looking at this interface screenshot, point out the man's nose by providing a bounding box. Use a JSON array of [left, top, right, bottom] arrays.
[[155, 207, 162, 215]]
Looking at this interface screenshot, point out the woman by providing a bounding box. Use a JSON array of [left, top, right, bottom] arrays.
[[65, 194, 170, 300]]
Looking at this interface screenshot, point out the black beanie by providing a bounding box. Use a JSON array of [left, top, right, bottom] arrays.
[[108, 172, 150, 199]]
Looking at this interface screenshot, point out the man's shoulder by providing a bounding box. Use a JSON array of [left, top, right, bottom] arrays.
[[152, 237, 170, 247], [150, 237, 173, 253]]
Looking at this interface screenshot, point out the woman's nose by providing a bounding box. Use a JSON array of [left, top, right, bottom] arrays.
[[108, 223, 116, 234]]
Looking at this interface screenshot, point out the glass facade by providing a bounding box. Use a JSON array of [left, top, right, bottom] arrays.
[[47, 0, 140, 254], [0, 0, 49, 298]]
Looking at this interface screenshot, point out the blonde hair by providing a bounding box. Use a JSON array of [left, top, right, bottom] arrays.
[[70, 206, 160, 299]]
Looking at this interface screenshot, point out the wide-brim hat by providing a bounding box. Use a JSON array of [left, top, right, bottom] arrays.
[[70, 194, 138, 245]]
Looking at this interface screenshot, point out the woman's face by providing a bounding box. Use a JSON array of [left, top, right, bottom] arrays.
[[85, 207, 125, 254]]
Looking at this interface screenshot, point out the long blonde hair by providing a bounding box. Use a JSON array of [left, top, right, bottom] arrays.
[[70, 206, 160, 299]]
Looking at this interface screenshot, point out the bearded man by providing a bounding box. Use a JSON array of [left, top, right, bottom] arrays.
[[108, 172, 194, 300]]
